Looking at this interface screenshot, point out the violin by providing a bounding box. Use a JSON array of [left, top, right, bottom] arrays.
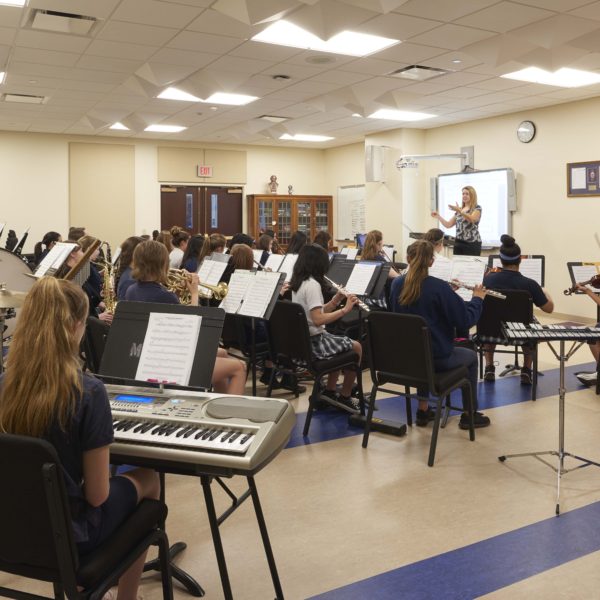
[[564, 274, 600, 295]]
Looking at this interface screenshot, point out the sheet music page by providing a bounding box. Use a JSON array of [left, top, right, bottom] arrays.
[[491, 258, 502, 269], [451, 257, 486, 301], [111, 247, 122, 266], [219, 270, 253, 313], [572, 265, 600, 293], [346, 248, 359, 260], [429, 254, 453, 281], [35, 242, 77, 277], [238, 271, 280, 318], [252, 249, 264, 265], [519, 258, 543, 286], [279, 254, 298, 283], [382, 245, 394, 262], [345, 262, 376, 295], [340, 247, 350, 256], [264, 253, 284, 272], [200, 260, 227, 286], [135, 312, 201, 386]]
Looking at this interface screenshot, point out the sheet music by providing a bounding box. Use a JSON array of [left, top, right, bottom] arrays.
[[572, 264, 600, 293], [252, 249, 264, 265], [340, 247, 349, 256], [111, 247, 122, 266], [490, 256, 543, 286], [381, 245, 394, 262], [198, 259, 228, 286], [219, 270, 253, 313], [135, 312, 201, 386], [451, 257, 486, 301], [264, 253, 284, 272], [0, 223, 5, 239], [34, 242, 77, 277], [346, 248, 359, 260], [344, 262, 376, 295], [278, 254, 298, 283], [428, 254, 453, 282], [238, 271, 280, 318]]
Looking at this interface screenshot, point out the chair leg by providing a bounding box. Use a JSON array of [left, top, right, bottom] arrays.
[[466, 384, 475, 442], [362, 384, 378, 448], [532, 345, 538, 401], [440, 395, 451, 429], [157, 533, 174, 600], [52, 582, 65, 600], [404, 386, 412, 427], [354, 366, 366, 416], [428, 396, 444, 467], [302, 379, 321, 436]]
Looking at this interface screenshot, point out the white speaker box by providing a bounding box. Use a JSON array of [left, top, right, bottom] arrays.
[[507, 168, 517, 211], [365, 145, 386, 182]]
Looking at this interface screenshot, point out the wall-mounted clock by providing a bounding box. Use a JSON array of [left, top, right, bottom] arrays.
[[517, 120, 536, 143]]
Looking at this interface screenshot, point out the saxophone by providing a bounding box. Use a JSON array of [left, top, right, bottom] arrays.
[[99, 242, 116, 313]]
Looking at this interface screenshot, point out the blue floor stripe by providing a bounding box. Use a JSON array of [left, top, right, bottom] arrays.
[[307, 499, 600, 600], [285, 361, 596, 449]]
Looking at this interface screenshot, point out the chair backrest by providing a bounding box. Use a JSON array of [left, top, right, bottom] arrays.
[[267, 301, 314, 369], [0, 433, 78, 584], [82, 316, 111, 373], [476, 290, 534, 338], [366, 312, 435, 388]]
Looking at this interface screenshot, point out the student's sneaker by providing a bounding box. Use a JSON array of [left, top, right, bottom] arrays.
[[280, 373, 307, 393], [576, 371, 597, 387], [459, 411, 491, 430], [520, 366, 533, 385], [334, 394, 360, 414], [484, 365, 496, 382], [416, 406, 436, 427]]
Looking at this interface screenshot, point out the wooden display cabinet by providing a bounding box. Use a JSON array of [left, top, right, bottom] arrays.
[[247, 194, 333, 248]]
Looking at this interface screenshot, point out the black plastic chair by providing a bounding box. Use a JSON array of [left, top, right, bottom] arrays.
[[364, 312, 475, 467], [472, 290, 538, 400], [81, 317, 111, 373], [0, 433, 173, 600], [267, 300, 364, 435]]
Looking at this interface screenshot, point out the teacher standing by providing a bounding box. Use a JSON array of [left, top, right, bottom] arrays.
[[431, 186, 482, 256]]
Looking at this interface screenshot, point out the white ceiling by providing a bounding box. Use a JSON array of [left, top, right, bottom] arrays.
[[2, 0, 600, 147]]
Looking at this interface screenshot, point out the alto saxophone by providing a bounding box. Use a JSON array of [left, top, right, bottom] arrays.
[[102, 259, 117, 313]]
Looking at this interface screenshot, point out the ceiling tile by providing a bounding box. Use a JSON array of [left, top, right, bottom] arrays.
[[12, 46, 79, 67], [28, 0, 122, 20], [228, 40, 303, 62], [15, 30, 92, 54], [455, 2, 555, 33], [77, 55, 143, 74], [97, 21, 179, 46], [374, 41, 446, 64], [0, 26, 17, 46], [409, 24, 497, 50], [0, 6, 23, 28], [394, 0, 499, 22], [112, 0, 203, 29], [204, 54, 273, 74], [85, 39, 159, 61], [359, 13, 441, 39], [509, 14, 600, 49], [147, 47, 218, 68], [511, 0, 589, 11], [168, 30, 243, 54], [187, 9, 258, 37]]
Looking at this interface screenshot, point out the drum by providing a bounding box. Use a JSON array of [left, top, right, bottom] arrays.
[[0, 249, 34, 341]]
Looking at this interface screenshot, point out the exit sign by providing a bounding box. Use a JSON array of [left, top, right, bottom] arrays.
[[197, 165, 213, 177]]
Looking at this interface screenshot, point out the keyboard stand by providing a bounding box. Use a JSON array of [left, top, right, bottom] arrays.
[[201, 474, 284, 600], [498, 339, 600, 515]]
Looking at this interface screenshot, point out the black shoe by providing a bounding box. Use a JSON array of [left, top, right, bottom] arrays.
[[520, 367, 533, 385], [484, 365, 496, 382], [576, 371, 597, 387], [333, 394, 360, 414], [280, 373, 306, 393], [459, 411, 491, 430], [416, 407, 436, 427], [260, 369, 282, 389]]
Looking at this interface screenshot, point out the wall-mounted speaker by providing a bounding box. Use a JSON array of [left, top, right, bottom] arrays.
[[430, 177, 437, 211], [507, 168, 517, 211], [365, 145, 386, 182]]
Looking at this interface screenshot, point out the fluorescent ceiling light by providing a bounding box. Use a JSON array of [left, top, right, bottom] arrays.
[[110, 122, 129, 130], [203, 92, 258, 105], [368, 109, 435, 122], [501, 67, 600, 88], [0, 72, 5, 84], [252, 20, 399, 57], [280, 133, 333, 142], [0, 0, 27, 6], [145, 124, 187, 133], [158, 87, 200, 102]]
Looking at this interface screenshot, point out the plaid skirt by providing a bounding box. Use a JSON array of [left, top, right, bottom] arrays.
[[310, 331, 354, 360]]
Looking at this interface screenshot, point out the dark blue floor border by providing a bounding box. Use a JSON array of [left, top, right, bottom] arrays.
[[307, 498, 600, 599], [285, 361, 597, 449]]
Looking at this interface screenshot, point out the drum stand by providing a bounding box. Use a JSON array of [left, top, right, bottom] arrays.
[[499, 340, 600, 515]]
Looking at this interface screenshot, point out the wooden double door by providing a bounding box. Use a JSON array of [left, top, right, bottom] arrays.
[[160, 186, 243, 235]]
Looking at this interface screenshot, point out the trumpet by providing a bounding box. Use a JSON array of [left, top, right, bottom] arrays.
[[324, 275, 370, 312], [449, 279, 506, 300], [167, 269, 229, 304]]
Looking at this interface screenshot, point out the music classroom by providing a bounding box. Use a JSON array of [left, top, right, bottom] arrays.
[[5, 1, 600, 599]]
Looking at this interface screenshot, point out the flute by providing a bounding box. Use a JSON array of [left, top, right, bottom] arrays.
[[324, 275, 370, 312], [449, 279, 506, 300]]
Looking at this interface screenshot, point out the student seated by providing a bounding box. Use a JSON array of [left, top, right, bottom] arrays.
[[125, 240, 246, 395], [482, 235, 554, 384], [0, 277, 159, 600], [291, 244, 362, 412]]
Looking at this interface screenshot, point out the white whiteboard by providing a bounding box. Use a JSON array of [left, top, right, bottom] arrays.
[[337, 185, 366, 241], [436, 169, 514, 247]]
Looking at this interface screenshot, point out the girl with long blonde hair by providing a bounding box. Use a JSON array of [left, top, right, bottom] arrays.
[[391, 240, 490, 430], [0, 277, 159, 600]]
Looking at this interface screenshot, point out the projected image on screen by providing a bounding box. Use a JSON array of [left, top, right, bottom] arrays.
[[436, 169, 514, 247]]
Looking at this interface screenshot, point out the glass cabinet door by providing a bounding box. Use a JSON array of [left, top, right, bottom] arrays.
[[257, 199, 274, 234], [297, 201, 312, 238], [315, 200, 329, 232], [277, 201, 292, 245]]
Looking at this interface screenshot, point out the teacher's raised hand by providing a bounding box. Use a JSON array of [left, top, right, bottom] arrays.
[[448, 203, 462, 213]]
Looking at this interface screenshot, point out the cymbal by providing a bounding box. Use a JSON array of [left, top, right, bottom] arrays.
[[0, 284, 27, 309]]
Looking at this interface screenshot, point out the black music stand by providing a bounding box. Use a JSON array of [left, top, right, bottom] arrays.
[[498, 322, 600, 515], [100, 302, 226, 597]]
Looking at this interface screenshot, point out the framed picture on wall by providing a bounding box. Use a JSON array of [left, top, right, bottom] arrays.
[[567, 160, 600, 196]]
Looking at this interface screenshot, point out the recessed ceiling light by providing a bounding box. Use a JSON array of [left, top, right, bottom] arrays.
[[3, 93, 46, 104], [0, 72, 5, 84], [203, 92, 258, 105], [110, 122, 129, 130], [352, 113, 362, 118], [30, 9, 98, 35], [390, 65, 449, 81], [145, 124, 187, 133], [452, 59, 462, 64], [0, 0, 26, 6], [252, 20, 399, 57], [368, 109, 435, 122], [259, 115, 289, 123], [280, 133, 334, 142], [501, 66, 600, 88], [158, 87, 200, 102]]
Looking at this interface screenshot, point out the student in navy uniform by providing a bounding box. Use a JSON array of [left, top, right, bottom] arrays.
[[33, 230, 62, 265], [116, 235, 144, 301], [125, 240, 246, 395], [0, 277, 159, 600], [180, 234, 205, 273], [390, 240, 491, 429], [482, 234, 554, 384], [256, 233, 272, 266]]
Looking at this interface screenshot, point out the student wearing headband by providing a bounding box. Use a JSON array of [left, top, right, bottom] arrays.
[[482, 235, 554, 384]]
